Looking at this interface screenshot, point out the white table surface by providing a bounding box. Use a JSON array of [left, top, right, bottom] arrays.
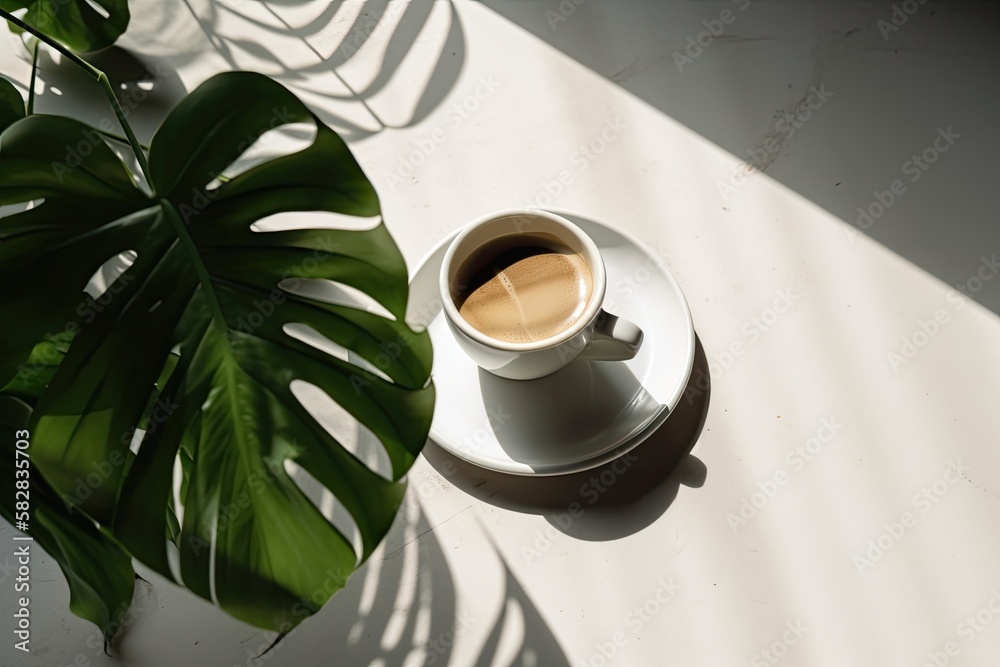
[[2, 1, 999, 666]]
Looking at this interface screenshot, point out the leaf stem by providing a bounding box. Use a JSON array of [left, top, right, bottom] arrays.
[[159, 200, 229, 330], [0, 9, 152, 183], [0, 11, 97, 77], [98, 129, 150, 151], [95, 71, 152, 181], [27, 39, 38, 115]]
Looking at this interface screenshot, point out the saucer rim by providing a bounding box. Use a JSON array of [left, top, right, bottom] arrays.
[[409, 210, 696, 476]]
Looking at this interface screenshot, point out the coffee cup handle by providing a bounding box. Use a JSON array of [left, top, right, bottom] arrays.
[[577, 309, 643, 362]]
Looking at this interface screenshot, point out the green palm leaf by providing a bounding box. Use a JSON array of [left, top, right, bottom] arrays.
[[0, 76, 23, 132], [0, 394, 135, 644], [0, 70, 434, 632], [0, 0, 129, 52]]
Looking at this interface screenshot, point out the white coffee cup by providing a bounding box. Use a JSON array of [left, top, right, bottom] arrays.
[[439, 209, 643, 380]]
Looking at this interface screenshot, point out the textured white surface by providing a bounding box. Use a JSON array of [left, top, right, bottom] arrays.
[[1, 1, 998, 666]]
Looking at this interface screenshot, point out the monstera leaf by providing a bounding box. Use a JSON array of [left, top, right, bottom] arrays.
[[0, 0, 129, 52], [0, 71, 434, 632], [0, 394, 135, 644], [0, 76, 23, 132]]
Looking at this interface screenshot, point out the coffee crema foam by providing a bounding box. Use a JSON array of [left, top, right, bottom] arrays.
[[455, 234, 593, 344]]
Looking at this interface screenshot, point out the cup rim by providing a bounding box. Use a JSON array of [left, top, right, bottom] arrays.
[[439, 208, 607, 352]]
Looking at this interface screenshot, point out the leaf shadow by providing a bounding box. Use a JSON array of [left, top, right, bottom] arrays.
[[254, 500, 572, 666], [26, 45, 188, 143], [173, 0, 466, 142]]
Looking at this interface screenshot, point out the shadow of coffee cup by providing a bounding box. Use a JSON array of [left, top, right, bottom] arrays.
[[478, 360, 663, 472]]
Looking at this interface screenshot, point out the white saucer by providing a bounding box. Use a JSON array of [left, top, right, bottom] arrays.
[[407, 212, 695, 476]]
